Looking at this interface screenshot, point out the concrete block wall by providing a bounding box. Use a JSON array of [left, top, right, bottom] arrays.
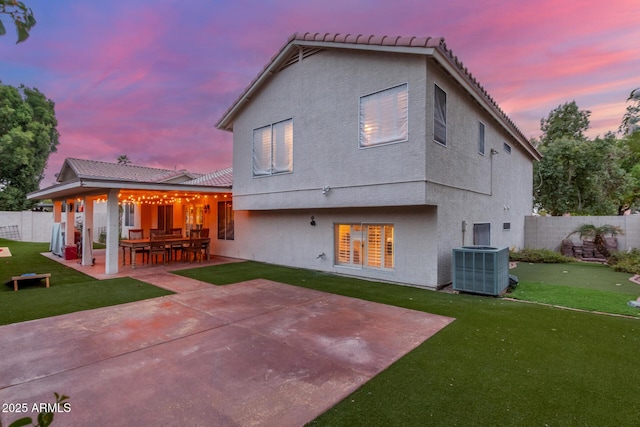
[[524, 215, 640, 252], [0, 211, 54, 242]]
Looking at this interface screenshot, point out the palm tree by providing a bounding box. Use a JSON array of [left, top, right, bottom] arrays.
[[569, 224, 623, 258], [117, 155, 131, 165]]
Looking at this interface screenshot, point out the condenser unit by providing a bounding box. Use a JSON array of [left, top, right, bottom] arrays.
[[452, 246, 509, 296]]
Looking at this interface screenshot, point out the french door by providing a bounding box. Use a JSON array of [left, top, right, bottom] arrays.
[[335, 223, 394, 270]]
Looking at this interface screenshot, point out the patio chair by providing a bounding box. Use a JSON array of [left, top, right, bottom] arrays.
[[169, 228, 183, 261], [128, 229, 148, 264], [200, 228, 210, 260], [183, 229, 205, 262], [150, 229, 165, 238], [149, 234, 167, 264]]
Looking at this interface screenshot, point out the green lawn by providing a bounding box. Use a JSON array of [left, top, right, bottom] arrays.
[[509, 262, 640, 317], [176, 261, 640, 426], [0, 239, 173, 325]]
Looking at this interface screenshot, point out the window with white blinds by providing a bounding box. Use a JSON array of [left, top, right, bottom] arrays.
[[335, 223, 394, 270], [359, 84, 408, 147], [252, 118, 293, 176]]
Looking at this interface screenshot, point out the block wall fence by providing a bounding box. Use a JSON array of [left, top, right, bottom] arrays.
[[524, 215, 640, 252]]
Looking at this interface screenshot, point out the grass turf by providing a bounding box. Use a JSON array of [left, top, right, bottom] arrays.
[[0, 239, 173, 325], [175, 261, 640, 426], [509, 262, 640, 317]]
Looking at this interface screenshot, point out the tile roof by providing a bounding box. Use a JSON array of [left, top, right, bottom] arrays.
[[183, 167, 233, 188], [290, 32, 443, 47], [60, 158, 201, 183], [216, 32, 540, 160]]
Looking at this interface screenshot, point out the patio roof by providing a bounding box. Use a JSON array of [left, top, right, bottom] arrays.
[[28, 158, 233, 201]]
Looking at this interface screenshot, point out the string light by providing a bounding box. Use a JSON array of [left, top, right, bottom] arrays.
[[91, 192, 229, 205]]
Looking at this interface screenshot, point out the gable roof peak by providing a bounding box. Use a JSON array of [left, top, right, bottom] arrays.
[[289, 32, 445, 49]]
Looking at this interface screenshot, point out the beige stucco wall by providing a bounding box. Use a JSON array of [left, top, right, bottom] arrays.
[[232, 49, 429, 210], [226, 48, 534, 287], [215, 206, 439, 288]]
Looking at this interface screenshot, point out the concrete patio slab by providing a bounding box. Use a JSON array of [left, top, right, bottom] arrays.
[[0, 279, 454, 426]]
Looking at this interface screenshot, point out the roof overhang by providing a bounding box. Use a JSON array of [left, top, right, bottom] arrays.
[[429, 49, 542, 161], [27, 178, 231, 201]]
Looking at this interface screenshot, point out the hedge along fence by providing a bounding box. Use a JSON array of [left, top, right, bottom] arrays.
[[524, 215, 640, 253]]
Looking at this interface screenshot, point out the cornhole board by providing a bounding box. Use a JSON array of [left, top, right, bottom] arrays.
[[10, 273, 51, 291], [0, 247, 11, 257]]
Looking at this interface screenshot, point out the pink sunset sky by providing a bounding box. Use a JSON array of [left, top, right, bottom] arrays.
[[1, 0, 639, 188]]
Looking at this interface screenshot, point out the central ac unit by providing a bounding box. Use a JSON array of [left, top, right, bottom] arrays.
[[452, 246, 509, 296]]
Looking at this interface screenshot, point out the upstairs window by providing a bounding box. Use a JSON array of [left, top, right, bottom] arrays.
[[253, 118, 293, 176], [478, 122, 485, 155], [359, 83, 408, 147], [434, 84, 447, 145]]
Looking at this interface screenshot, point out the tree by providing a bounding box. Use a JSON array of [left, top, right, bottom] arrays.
[[539, 100, 591, 147], [620, 87, 640, 135], [534, 101, 633, 215], [117, 155, 132, 165], [0, 0, 36, 43], [0, 82, 60, 210], [535, 137, 593, 215]]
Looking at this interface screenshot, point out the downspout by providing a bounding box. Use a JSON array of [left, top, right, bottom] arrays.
[[490, 148, 499, 196]]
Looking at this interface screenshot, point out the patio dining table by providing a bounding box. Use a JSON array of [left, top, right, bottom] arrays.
[[120, 237, 210, 268]]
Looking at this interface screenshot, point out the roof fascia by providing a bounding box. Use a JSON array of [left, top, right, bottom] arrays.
[[28, 179, 231, 201], [294, 39, 436, 56], [27, 180, 83, 200]]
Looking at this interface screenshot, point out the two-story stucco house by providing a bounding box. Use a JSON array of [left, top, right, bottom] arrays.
[[216, 32, 541, 289]]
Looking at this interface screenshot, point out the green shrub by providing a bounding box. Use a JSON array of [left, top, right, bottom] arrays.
[[509, 247, 574, 263], [607, 249, 640, 275]]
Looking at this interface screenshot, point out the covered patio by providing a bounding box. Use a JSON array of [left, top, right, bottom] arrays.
[[28, 158, 233, 276]]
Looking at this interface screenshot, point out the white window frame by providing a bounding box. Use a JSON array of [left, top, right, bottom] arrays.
[[334, 223, 394, 270], [434, 84, 447, 146], [473, 223, 491, 246], [124, 203, 135, 227], [252, 118, 293, 177], [359, 83, 408, 148]]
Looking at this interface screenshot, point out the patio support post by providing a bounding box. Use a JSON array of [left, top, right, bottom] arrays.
[[81, 196, 94, 266], [105, 189, 120, 274], [64, 200, 75, 247], [53, 201, 62, 223]]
